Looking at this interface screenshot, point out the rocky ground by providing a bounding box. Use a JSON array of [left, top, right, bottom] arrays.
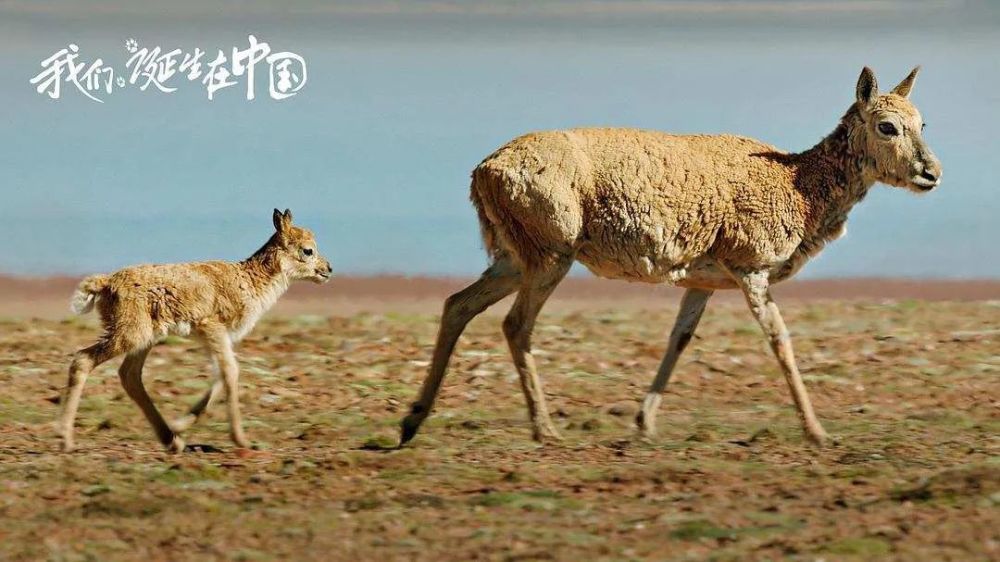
[[1, 297, 997, 560]]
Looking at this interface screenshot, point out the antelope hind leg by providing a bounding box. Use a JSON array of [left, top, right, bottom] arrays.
[[502, 255, 573, 442], [400, 257, 521, 445]]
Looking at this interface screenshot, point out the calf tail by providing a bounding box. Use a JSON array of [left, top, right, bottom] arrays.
[[70, 274, 109, 314]]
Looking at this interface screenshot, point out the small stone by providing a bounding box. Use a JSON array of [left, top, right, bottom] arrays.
[[460, 419, 486, 430], [607, 402, 637, 417], [685, 430, 716, 442], [749, 427, 777, 443], [249, 473, 275, 484], [81, 484, 110, 497]]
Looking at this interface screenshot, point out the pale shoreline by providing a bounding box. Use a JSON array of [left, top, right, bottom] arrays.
[[0, 274, 997, 319]]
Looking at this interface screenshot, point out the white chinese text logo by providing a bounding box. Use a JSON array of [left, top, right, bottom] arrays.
[[30, 35, 307, 103]]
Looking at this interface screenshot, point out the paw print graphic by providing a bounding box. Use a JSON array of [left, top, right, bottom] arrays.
[[124, 38, 138, 53], [116, 76, 126, 88]]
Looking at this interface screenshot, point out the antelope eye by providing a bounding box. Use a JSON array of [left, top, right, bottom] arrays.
[[302, 248, 314, 256], [877, 122, 899, 136]]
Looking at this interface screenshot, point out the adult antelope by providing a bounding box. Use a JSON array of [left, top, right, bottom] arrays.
[[401, 67, 941, 447]]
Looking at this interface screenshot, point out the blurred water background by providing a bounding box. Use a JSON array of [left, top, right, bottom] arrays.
[[1, 1, 997, 278]]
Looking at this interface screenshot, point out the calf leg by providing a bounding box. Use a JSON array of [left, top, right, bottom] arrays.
[[636, 288, 713, 437], [171, 357, 224, 433], [118, 347, 185, 452], [400, 257, 522, 445], [58, 340, 118, 452], [502, 255, 573, 442], [204, 329, 249, 449], [193, 322, 249, 448], [732, 269, 829, 445]]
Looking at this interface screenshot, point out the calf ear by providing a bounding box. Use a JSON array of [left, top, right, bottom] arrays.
[[891, 66, 920, 98], [273, 208, 291, 232], [856, 67, 878, 108]]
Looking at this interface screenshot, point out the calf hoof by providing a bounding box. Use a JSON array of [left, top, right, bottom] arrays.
[[57, 423, 75, 452], [171, 414, 197, 433], [167, 436, 186, 454], [230, 431, 250, 449], [532, 422, 563, 444], [806, 428, 832, 447]]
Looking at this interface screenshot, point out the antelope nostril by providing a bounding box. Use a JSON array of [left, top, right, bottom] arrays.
[[920, 169, 938, 183]]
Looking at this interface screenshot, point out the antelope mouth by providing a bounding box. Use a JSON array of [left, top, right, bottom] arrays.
[[909, 170, 940, 192]]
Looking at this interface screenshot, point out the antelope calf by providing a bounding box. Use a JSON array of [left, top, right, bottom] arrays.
[[58, 209, 332, 452], [400, 67, 941, 447]]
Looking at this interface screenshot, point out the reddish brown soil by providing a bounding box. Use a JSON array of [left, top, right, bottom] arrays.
[[0, 296, 997, 560]]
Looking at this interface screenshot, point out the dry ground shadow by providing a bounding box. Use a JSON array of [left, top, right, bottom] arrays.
[[1, 300, 998, 560]]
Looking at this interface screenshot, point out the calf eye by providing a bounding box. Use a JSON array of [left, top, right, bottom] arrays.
[[877, 122, 899, 136], [302, 248, 314, 256]]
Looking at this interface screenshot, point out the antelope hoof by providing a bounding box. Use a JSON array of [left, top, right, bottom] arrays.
[[637, 394, 661, 438], [60, 439, 76, 453], [635, 410, 657, 438], [399, 414, 424, 446], [399, 404, 428, 447]]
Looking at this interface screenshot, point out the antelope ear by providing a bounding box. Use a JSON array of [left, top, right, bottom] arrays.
[[891, 66, 920, 98], [283, 208, 293, 224], [856, 67, 878, 107]]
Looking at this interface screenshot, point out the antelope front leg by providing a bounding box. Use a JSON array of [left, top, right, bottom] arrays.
[[636, 288, 713, 437], [732, 270, 830, 446]]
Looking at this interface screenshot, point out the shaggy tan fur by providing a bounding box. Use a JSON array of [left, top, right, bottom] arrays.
[[401, 67, 941, 447], [58, 209, 332, 452]]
